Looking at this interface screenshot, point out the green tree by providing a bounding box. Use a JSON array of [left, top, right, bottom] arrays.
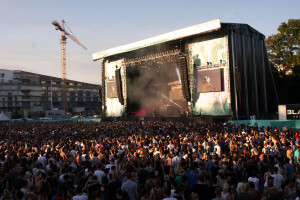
[[265, 19, 300, 76]]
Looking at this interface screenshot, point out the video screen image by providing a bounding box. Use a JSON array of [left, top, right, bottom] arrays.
[[107, 80, 118, 98], [197, 68, 223, 93]]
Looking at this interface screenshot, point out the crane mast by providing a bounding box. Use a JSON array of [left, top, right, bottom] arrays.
[[60, 20, 67, 111], [52, 20, 87, 112]]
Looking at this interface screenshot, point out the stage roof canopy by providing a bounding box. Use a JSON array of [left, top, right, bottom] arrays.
[[93, 18, 221, 61]]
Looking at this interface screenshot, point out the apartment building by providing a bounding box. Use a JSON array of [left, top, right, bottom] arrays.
[[0, 69, 101, 119]]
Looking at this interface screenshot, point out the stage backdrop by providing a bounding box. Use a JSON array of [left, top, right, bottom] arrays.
[[188, 32, 231, 116]]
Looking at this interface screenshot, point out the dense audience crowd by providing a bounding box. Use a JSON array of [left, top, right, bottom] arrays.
[[0, 120, 299, 200]]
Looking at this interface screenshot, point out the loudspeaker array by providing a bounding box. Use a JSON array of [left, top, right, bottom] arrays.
[[178, 56, 191, 102], [115, 69, 124, 105]]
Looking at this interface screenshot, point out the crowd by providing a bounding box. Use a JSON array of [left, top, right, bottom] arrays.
[[0, 120, 299, 200]]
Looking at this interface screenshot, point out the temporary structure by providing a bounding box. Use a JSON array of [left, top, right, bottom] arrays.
[[0, 111, 10, 121], [93, 19, 278, 119]]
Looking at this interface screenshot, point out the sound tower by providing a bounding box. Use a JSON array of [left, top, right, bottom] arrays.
[[115, 69, 124, 105], [178, 56, 191, 102]]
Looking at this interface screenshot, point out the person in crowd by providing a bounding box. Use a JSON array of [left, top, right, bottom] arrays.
[[236, 183, 253, 200], [0, 120, 298, 200], [121, 173, 138, 200], [212, 187, 226, 200]]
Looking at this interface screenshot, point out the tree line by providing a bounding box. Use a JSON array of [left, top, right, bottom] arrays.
[[265, 19, 300, 104]]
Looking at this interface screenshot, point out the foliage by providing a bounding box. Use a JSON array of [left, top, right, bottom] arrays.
[[265, 19, 300, 76], [266, 19, 300, 104]]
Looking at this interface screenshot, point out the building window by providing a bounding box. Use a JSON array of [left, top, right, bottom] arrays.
[[21, 79, 30, 84], [23, 102, 30, 106], [41, 81, 46, 84], [21, 90, 30, 94]]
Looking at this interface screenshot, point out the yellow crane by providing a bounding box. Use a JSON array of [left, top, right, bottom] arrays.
[[52, 20, 87, 112]]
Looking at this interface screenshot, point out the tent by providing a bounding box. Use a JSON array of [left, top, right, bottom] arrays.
[[70, 115, 86, 121], [0, 111, 10, 121]]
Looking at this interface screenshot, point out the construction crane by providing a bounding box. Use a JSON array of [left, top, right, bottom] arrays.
[[52, 20, 87, 112]]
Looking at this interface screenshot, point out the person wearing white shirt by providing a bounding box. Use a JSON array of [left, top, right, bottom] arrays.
[[73, 187, 88, 200], [171, 152, 181, 172], [94, 165, 105, 185], [37, 154, 47, 167], [214, 141, 221, 157], [167, 141, 174, 150], [105, 158, 115, 174], [46, 158, 56, 171], [121, 173, 138, 200], [163, 188, 177, 200], [272, 166, 284, 193], [248, 173, 260, 191]]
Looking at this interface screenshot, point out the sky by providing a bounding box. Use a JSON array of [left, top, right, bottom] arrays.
[[0, 0, 299, 85]]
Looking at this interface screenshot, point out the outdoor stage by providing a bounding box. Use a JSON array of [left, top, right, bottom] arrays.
[[93, 19, 278, 120]]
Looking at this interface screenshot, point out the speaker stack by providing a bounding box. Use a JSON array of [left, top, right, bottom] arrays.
[[115, 69, 124, 105], [178, 56, 191, 102]]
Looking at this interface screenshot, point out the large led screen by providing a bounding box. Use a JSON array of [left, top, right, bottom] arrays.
[[107, 80, 118, 98], [197, 68, 223, 93]]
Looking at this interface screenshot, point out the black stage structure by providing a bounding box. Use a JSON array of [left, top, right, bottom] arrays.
[[93, 19, 278, 120]]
